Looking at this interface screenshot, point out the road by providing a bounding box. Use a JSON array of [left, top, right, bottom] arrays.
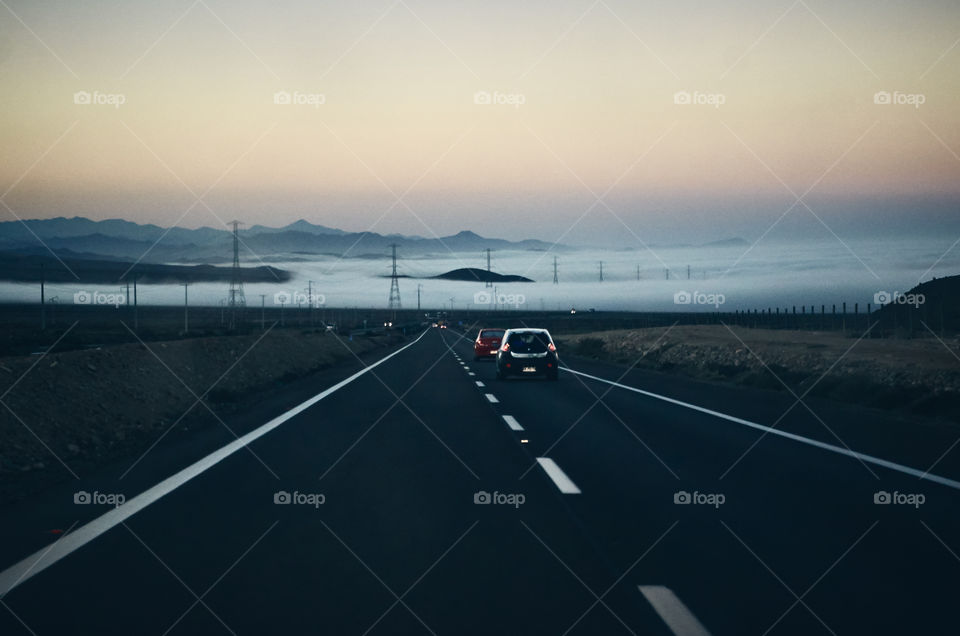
[[1, 326, 958, 635]]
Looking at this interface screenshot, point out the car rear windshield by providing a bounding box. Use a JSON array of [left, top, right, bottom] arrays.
[[506, 331, 551, 353], [480, 329, 505, 339]]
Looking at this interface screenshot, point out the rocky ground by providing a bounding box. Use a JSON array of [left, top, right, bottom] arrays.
[[557, 326, 960, 421], [0, 329, 402, 503]]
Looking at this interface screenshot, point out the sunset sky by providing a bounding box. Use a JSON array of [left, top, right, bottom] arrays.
[[1, 0, 958, 245]]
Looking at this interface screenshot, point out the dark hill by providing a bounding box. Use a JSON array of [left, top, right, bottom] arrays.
[[0, 252, 290, 284], [875, 274, 960, 331], [432, 268, 533, 283]]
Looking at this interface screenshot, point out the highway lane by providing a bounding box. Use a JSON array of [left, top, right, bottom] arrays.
[[441, 328, 960, 635], [0, 328, 668, 635], [1, 326, 958, 634]]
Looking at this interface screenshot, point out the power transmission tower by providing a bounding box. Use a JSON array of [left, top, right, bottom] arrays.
[[227, 220, 246, 329], [553, 256, 559, 284], [485, 248, 493, 288], [417, 284, 423, 311], [388, 244, 402, 310], [599, 261, 604, 282]]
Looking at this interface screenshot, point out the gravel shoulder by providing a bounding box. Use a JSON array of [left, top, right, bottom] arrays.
[[0, 329, 403, 503], [557, 326, 960, 422]]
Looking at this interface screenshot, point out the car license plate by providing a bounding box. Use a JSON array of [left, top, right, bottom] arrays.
[[522, 366, 537, 373]]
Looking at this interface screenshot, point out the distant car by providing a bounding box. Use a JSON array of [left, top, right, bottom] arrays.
[[474, 328, 505, 360], [496, 328, 559, 381]]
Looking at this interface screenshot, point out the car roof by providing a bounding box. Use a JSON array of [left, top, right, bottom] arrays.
[[504, 328, 550, 334]]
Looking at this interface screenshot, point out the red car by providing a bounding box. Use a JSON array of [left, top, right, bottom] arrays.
[[474, 328, 506, 360]]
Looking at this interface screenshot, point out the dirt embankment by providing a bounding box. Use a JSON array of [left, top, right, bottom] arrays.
[[558, 326, 960, 420], [0, 330, 401, 500]]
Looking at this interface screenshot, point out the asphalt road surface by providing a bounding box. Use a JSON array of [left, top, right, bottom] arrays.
[[1, 326, 958, 635]]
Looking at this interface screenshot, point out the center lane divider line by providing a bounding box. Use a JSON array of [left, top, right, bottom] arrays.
[[638, 585, 712, 636], [475, 381, 485, 387], [536, 457, 581, 494], [0, 328, 433, 598], [484, 393, 499, 403], [502, 415, 524, 431], [562, 366, 960, 491]]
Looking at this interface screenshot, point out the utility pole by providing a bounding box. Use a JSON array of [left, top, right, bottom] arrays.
[[449, 297, 455, 312], [687, 264, 691, 280], [260, 294, 266, 330], [553, 256, 559, 284], [599, 261, 604, 282], [307, 280, 314, 326], [182, 283, 190, 334], [133, 275, 139, 331], [636, 264, 640, 281], [485, 249, 493, 288], [40, 263, 45, 330], [417, 284, 423, 311], [388, 243, 401, 311]]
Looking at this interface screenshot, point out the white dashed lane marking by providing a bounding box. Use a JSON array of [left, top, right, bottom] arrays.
[[638, 585, 712, 636], [536, 457, 581, 494], [502, 415, 523, 431]]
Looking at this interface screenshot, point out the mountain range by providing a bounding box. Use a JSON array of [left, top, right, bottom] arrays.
[[0, 217, 566, 264]]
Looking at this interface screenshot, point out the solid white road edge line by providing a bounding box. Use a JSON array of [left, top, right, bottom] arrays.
[[503, 415, 524, 431], [638, 585, 712, 636], [485, 393, 499, 403], [536, 457, 581, 494], [563, 367, 960, 491], [0, 328, 432, 597]]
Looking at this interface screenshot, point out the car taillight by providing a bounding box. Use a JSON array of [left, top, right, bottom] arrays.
[[501, 343, 510, 352], [547, 343, 556, 352]]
